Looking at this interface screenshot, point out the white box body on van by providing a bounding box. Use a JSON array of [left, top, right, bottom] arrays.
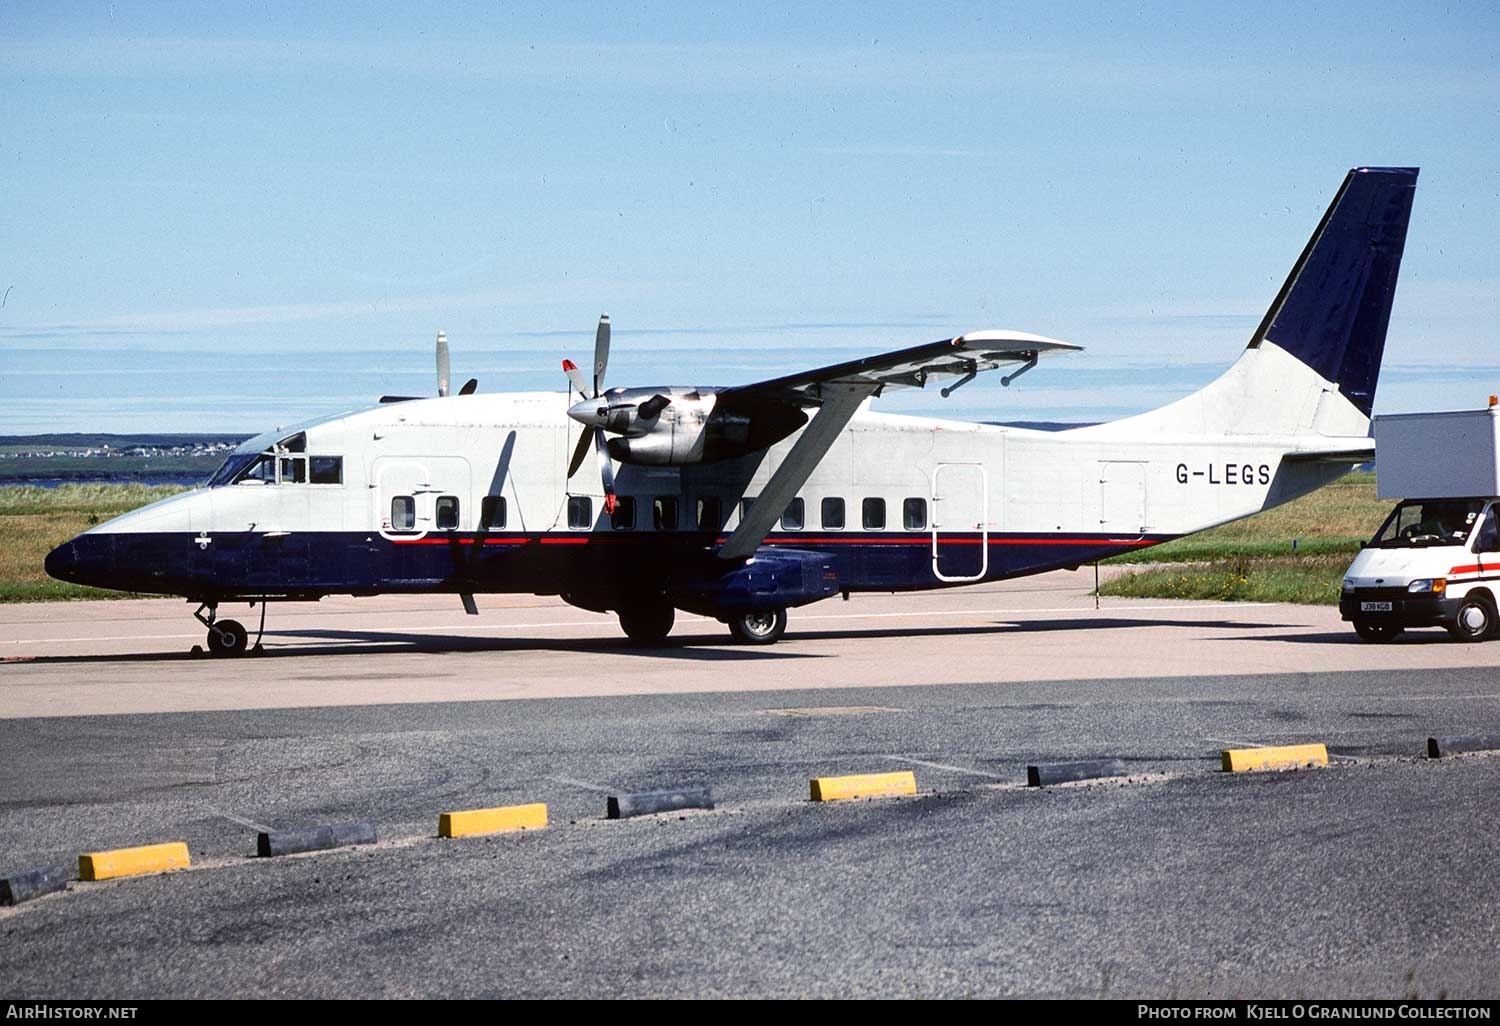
[[1374, 408, 1500, 499]]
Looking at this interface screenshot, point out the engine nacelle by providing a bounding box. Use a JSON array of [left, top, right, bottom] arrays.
[[606, 394, 807, 466], [668, 548, 840, 617]]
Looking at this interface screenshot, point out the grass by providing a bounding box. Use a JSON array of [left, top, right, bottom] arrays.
[[0, 484, 188, 601], [1100, 471, 1387, 606]]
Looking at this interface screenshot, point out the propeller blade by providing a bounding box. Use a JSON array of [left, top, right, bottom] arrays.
[[562, 359, 590, 396], [594, 427, 617, 506], [637, 393, 672, 420], [593, 314, 610, 396], [568, 426, 595, 478], [458, 378, 478, 396], [436, 330, 451, 397], [379, 395, 422, 404]]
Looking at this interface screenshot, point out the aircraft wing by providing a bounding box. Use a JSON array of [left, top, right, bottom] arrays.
[[715, 330, 1079, 560], [717, 330, 1081, 408]]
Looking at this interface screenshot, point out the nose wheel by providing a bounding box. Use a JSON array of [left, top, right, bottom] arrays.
[[192, 602, 267, 657]]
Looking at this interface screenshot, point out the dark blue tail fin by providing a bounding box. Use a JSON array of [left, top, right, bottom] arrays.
[[1249, 166, 1418, 417]]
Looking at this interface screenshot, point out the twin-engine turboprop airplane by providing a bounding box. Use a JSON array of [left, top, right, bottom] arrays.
[[47, 167, 1418, 655]]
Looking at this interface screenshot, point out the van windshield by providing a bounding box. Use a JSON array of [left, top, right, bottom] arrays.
[[1370, 499, 1485, 548]]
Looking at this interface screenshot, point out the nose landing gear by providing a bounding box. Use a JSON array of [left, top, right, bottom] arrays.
[[191, 601, 267, 657]]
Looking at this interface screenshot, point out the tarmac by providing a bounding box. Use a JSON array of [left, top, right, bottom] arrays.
[[2, 574, 1498, 997]]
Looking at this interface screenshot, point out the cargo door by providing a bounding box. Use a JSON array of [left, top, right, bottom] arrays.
[[1098, 461, 1147, 534]]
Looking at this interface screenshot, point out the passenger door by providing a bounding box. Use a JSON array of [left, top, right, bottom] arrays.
[[932, 463, 988, 582]]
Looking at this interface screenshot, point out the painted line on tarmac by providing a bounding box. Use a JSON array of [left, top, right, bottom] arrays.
[[885, 755, 1009, 780], [1, 603, 1255, 648], [546, 775, 616, 794], [205, 806, 273, 833]]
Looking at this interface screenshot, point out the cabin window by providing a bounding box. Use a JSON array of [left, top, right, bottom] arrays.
[[781, 497, 805, 531], [697, 497, 721, 531], [391, 496, 416, 531], [862, 498, 886, 531], [480, 495, 507, 530], [568, 496, 592, 529], [436, 496, 460, 530], [653, 497, 678, 531], [611, 496, 637, 530], [903, 497, 928, 530], [821, 497, 845, 530], [309, 456, 342, 485], [278, 456, 307, 484]]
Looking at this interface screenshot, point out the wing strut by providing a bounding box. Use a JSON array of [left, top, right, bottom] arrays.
[[716, 381, 878, 561]]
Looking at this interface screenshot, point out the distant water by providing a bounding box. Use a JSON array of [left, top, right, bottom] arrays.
[[0, 345, 1225, 434], [1, 346, 1488, 434]]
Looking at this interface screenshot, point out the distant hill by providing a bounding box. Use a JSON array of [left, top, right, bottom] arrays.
[[0, 433, 247, 448], [0, 434, 251, 484]]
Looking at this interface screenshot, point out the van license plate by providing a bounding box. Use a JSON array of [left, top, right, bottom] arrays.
[[1361, 601, 1393, 612]]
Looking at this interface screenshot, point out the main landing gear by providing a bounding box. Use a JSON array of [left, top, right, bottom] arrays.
[[727, 608, 788, 645], [614, 604, 792, 645], [192, 602, 267, 658]]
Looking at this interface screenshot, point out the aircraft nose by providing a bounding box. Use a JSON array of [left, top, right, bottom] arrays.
[[44, 540, 80, 582]]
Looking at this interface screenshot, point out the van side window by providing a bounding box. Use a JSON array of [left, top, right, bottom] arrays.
[[781, 497, 805, 531], [611, 496, 637, 530], [568, 496, 592, 529], [1477, 510, 1500, 552], [653, 497, 678, 531], [480, 495, 507, 530], [436, 496, 460, 530], [391, 496, 416, 531], [903, 497, 927, 530], [309, 456, 342, 484], [821, 497, 845, 530], [862, 497, 886, 530], [697, 497, 721, 531]]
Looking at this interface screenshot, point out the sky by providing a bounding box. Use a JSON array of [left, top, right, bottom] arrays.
[[2, 2, 1498, 434]]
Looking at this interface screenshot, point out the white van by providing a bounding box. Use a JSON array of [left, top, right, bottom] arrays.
[[1341, 405, 1500, 642]]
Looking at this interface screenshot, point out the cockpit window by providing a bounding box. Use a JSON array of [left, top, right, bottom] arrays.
[[207, 452, 259, 487], [1371, 499, 1484, 548], [309, 456, 342, 484], [234, 454, 277, 485], [279, 456, 307, 484]]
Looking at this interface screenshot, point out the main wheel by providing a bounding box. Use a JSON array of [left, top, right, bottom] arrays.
[[728, 608, 787, 645], [207, 618, 249, 657], [1353, 621, 1401, 643], [1447, 596, 1496, 642], [619, 604, 675, 645]]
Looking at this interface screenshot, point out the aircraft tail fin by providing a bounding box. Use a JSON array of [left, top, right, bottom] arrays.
[[1078, 167, 1417, 441], [1247, 166, 1418, 417]]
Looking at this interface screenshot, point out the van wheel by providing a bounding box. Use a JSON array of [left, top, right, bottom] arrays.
[[1353, 621, 1401, 643], [619, 604, 674, 645], [729, 608, 787, 645], [1447, 597, 1495, 642]]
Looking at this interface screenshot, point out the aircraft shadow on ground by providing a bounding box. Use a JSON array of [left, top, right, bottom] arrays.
[[7, 614, 1321, 666]]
